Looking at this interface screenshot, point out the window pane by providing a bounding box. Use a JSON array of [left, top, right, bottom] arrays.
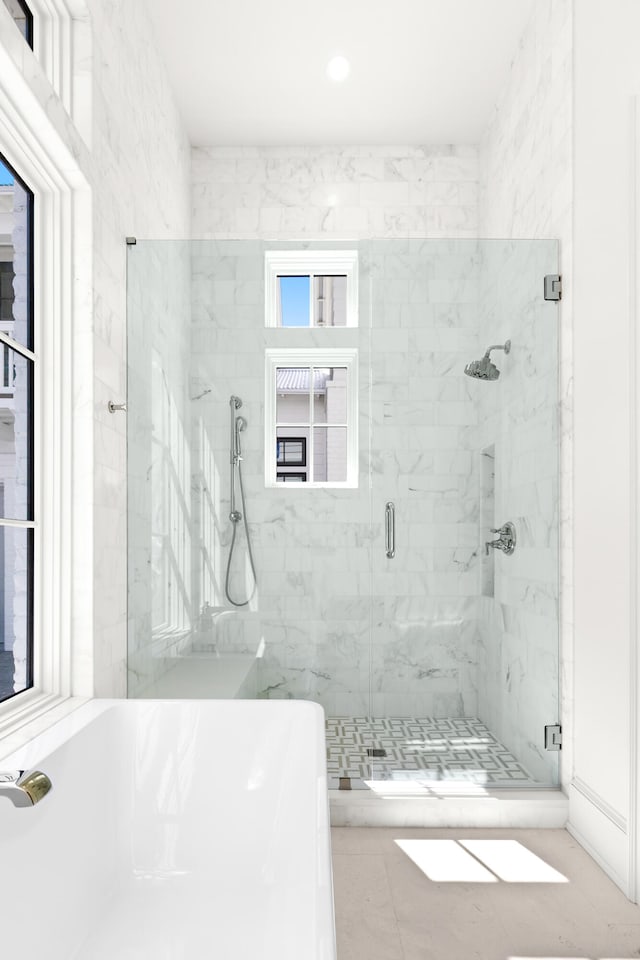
[[1, 0, 33, 44], [312, 366, 348, 424], [313, 427, 347, 482], [276, 427, 309, 482], [0, 526, 33, 703], [276, 437, 306, 466], [276, 472, 307, 483], [313, 275, 347, 326], [276, 367, 311, 423], [0, 347, 32, 520], [0, 154, 33, 349], [279, 276, 310, 327]]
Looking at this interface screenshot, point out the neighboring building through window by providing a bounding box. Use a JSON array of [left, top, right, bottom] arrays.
[[1, 0, 33, 47], [265, 350, 358, 487], [0, 153, 34, 704]]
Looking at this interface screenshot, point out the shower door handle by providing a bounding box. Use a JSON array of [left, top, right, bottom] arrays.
[[385, 501, 396, 559]]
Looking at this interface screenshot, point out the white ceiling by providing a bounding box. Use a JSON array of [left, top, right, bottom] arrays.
[[147, 0, 535, 146]]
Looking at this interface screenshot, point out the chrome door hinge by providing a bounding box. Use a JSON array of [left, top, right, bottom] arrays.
[[545, 724, 562, 750], [544, 274, 562, 301]]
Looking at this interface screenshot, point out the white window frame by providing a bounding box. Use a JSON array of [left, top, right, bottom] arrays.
[[0, 0, 90, 141], [0, 13, 92, 741], [265, 250, 359, 328], [265, 348, 359, 489]]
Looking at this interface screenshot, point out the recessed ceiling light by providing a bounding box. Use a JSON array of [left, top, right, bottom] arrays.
[[326, 56, 350, 83]]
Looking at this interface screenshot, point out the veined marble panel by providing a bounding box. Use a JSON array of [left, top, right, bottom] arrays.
[[192, 146, 478, 241]]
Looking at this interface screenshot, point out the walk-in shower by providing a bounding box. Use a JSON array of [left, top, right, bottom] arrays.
[[126, 238, 560, 793]]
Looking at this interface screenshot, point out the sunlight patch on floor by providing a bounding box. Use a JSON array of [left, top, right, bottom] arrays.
[[395, 839, 498, 882], [395, 838, 569, 883], [460, 839, 569, 883]]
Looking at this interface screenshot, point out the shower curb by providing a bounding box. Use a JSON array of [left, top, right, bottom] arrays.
[[329, 789, 568, 828]]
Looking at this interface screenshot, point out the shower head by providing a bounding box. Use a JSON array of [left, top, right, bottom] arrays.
[[464, 356, 501, 381], [230, 395, 242, 409], [464, 340, 511, 381], [234, 415, 247, 459]]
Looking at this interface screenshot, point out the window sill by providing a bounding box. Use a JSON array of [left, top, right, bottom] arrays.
[[266, 481, 359, 490], [0, 690, 89, 759]]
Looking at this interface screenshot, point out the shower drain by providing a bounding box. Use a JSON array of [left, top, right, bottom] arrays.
[[366, 748, 387, 758]]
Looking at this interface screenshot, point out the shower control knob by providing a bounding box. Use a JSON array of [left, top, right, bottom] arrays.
[[485, 521, 516, 556]]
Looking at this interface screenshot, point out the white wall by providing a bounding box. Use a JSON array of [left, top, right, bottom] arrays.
[[571, 0, 640, 899]]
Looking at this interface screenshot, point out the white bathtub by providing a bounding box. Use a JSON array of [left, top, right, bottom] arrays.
[[0, 699, 334, 959]]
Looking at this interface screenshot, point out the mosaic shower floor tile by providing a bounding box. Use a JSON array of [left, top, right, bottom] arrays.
[[326, 716, 538, 790]]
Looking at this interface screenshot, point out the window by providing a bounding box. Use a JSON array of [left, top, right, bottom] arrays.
[[277, 437, 306, 467], [0, 153, 34, 705], [1, 0, 33, 46], [265, 349, 358, 488], [265, 250, 358, 327]]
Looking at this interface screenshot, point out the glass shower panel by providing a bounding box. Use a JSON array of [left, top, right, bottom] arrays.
[[127, 240, 192, 697], [127, 237, 560, 791], [366, 239, 560, 790], [127, 239, 374, 715]]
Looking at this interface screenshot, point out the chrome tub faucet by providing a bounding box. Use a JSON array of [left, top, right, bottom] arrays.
[[0, 770, 52, 807]]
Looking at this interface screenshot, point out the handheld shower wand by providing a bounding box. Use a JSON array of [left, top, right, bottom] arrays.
[[225, 395, 257, 606], [229, 399, 246, 521]]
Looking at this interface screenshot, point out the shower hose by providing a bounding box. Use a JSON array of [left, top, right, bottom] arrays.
[[224, 455, 257, 607]]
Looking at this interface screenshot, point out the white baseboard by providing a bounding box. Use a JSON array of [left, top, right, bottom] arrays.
[[567, 779, 630, 898]]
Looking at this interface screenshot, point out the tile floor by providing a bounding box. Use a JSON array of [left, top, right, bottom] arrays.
[[332, 827, 640, 959], [327, 717, 538, 789]]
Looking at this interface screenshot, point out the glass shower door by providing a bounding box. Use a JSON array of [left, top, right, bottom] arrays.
[[365, 238, 561, 791]]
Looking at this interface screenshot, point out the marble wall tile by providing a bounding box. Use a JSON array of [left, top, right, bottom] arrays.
[[173, 239, 486, 717], [191, 146, 479, 241], [86, 0, 191, 696]]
